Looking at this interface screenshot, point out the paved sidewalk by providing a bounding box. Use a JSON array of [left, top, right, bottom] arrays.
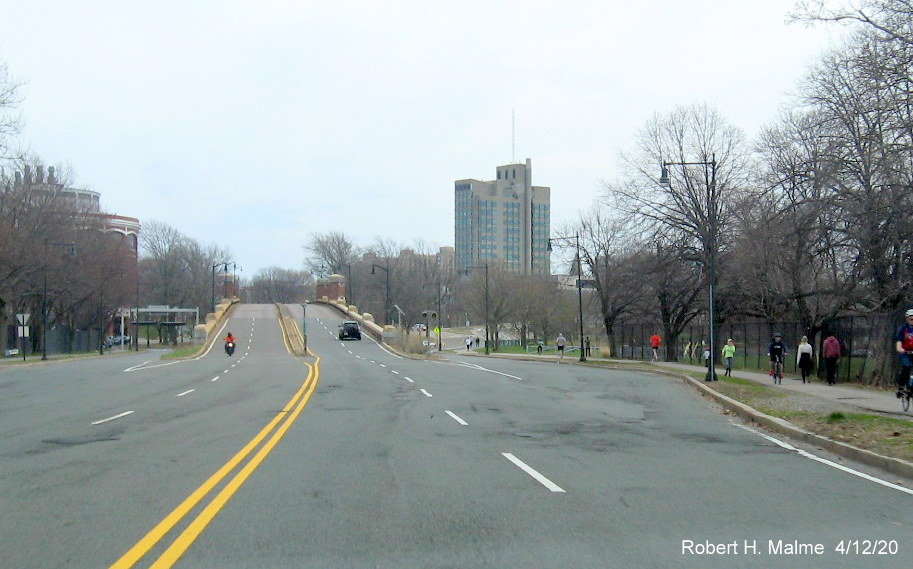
[[651, 360, 905, 416]]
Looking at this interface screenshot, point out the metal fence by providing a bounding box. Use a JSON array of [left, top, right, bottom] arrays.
[[613, 313, 902, 385]]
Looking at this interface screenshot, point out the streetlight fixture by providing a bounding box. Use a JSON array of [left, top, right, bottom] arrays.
[[660, 154, 718, 381], [547, 232, 586, 362], [422, 277, 446, 352], [42, 241, 77, 361], [461, 264, 489, 355], [211, 261, 232, 314], [370, 264, 391, 325]]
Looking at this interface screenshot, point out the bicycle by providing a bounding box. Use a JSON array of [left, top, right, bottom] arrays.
[[770, 355, 783, 385], [901, 359, 913, 413], [901, 384, 912, 413]]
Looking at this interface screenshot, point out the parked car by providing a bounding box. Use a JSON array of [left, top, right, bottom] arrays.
[[105, 334, 131, 347], [338, 321, 362, 341]]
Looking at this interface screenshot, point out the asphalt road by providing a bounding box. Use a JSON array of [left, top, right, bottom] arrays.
[[1, 303, 911, 568]]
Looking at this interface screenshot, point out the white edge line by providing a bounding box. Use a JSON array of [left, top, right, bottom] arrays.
[[455, 361, 522, 381], [735, 424, 913, 496], [445, 410, 469, 426], [364, 333, 404, 359], [176, 389, 195, 397], [502, 452, 565, 493], [420, 389, 433, 398], [92, 410, 135, 425], [123, 360, 153, 372]]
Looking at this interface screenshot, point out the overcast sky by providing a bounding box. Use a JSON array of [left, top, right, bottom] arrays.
[[1, 1, 840, 276]]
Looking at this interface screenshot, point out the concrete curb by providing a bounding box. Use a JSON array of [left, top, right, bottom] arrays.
[[678, 372, 913, 480], [471, 351, 913, 480]]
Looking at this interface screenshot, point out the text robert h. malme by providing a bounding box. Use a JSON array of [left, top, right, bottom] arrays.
[[682, 539, 825, 555]]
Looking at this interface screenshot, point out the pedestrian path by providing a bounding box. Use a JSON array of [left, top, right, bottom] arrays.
[[651, 360, 904, 415]]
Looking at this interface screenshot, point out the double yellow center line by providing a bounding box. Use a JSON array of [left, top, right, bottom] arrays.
[[109, 356, 320, 568]]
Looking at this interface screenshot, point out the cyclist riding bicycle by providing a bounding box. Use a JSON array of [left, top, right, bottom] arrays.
[[767, 332, 788, 377], [895, 309, 913, 398]]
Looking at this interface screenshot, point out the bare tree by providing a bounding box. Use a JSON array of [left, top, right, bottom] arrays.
[[609, 103, 752, 265], [0, 156, 155, 352], [508, 274, 571, 349], [304, 231, 360, 275], [605, 103, 753, 359], [791, 0, 913, 46], [247, 267, 312, 303], [459, 262, 518, 350], [799, 35, 913, 310], [140, 220, 233, 310], [0, 56, 22, 160], [574, 206, 645, 356], [644, 238, 706, 361]]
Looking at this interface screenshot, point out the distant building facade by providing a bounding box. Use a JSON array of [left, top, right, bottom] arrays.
[[454, 158, 550, 275], [12, 165, 140, 255]]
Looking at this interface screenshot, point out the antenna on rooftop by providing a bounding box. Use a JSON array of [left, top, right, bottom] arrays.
[[511, 109, 516, 163]]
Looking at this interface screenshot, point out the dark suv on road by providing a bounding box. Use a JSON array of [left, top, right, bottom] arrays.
[[338, 321, 362, 340]]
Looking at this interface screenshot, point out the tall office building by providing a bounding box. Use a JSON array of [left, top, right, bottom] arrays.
[[454, 158, 550, 275]]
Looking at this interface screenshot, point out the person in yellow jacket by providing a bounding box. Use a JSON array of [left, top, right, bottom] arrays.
[[721, 338, 736, 377]]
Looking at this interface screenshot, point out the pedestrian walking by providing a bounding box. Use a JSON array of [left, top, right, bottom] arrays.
[[465, 336, 472, 351], [649, 333, 661, 361], [822, 334, 841, 385], [475, 336, 480, 348], [797, 335, 814, 384], [556, 333, 566, 359], [536, 340, 543, 354], [585, 336, 591, 357], [721, 339, 736, 377]]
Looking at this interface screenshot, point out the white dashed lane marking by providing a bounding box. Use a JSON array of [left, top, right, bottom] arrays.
[[92, 411, 135, 426], [446, 410, 468, 426]]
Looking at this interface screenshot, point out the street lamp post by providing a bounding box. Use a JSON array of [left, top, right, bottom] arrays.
[[462, 264, 489, 355], [548, 232, 586, 362], [211, 261, 232, 314], [42, 241, 76, 361], [660, 155, 718, 381], [370, 264, 390, 325]]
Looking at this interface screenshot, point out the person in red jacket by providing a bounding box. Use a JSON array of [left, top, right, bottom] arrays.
[[822, 335, 841, 385], [649, 333, 661, 361]]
